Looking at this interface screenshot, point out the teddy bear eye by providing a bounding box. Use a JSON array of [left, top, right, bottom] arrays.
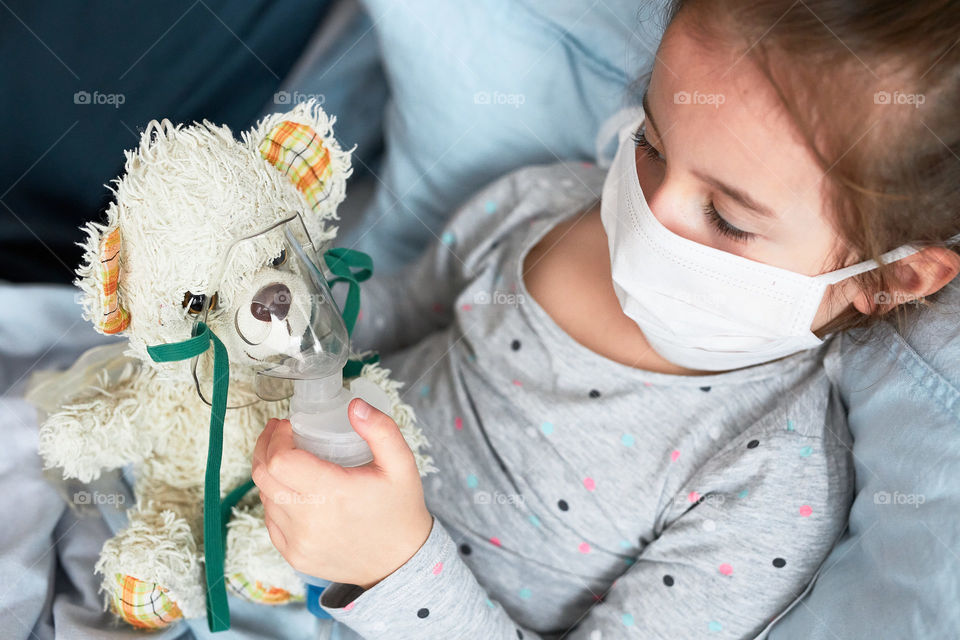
[[182, 291, 218, 315], [269, 249, 287, 267]]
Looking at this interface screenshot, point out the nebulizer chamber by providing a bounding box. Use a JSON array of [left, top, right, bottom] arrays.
[[260, 329, 373, 467], [269, 346, 389, 469]]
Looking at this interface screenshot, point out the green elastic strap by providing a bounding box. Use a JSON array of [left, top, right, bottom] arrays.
[[324, 247, 377, 378], [323, 247, 372, 336], [343, 352, 380, 378], [147, 322, 238, 632]]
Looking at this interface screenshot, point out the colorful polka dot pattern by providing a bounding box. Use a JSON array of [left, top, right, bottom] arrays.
[[372, 182, 841, 639]]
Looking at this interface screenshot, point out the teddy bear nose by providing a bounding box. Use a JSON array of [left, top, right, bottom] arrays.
[[250, 283, 291, 321]]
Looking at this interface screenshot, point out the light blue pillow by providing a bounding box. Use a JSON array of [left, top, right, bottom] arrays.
[[343, 0, 670, 272], [769, 280, 960, 638]]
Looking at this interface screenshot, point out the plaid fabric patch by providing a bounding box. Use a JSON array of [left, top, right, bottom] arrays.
[[98, 227, 130, 334], [109, 573, 183, 629], [227, 572, 302, 605], [258, 121, 334, 211]]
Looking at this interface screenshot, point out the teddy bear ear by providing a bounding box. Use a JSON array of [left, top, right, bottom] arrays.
[[248, 98, 353, 217], [75, 208, 131, 336]]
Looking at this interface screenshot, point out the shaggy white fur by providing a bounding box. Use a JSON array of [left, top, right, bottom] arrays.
[[29, 100, 433, 627]]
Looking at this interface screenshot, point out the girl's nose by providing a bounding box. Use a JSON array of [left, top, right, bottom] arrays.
[[643, 176, 709, 246]]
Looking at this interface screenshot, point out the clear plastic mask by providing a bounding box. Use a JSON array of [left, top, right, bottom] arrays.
[[190, 213, 349, 407]]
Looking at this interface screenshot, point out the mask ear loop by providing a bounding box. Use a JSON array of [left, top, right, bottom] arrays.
[[816, 232, 960, 286], [814, 243, 921, 286]]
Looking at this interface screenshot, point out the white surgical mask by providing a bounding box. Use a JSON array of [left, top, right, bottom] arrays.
[[600, 115, 923, 371]]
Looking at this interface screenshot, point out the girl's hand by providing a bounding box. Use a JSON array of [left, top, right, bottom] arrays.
[[252, 398, 433, 590]]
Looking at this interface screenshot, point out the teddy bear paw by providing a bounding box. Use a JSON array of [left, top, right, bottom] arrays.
[[108, 573, 184, 629], [226, 572, 304, 606]]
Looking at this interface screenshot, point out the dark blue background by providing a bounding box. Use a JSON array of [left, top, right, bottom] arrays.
[[0, 1, 332, 283]]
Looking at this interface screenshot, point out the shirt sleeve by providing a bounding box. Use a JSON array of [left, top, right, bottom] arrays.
[[318, 424, 853, 639]]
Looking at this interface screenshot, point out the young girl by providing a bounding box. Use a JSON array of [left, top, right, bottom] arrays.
[[251, 0, 960, 637]]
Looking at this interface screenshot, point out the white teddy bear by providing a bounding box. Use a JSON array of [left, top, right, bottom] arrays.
[[27, 101, 432, 630]]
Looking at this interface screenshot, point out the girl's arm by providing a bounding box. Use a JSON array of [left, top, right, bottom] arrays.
[[318, 422, 854, 638]]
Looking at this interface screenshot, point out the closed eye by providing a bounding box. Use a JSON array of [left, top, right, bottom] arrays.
[[632, 126, 665, 163], [703, 203, 754, 243]]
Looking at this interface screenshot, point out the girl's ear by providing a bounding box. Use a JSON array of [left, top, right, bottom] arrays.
[[854, 246, 960, 314], [246, 98, 352, 218], [76, 205, 131, 335]]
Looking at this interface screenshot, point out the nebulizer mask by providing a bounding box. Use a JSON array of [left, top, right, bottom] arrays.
[[146, 212, 384, 628], [180, 212, 390, 466]]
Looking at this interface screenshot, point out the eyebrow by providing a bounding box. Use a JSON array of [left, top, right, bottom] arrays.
[[642, 92, 778, 221]]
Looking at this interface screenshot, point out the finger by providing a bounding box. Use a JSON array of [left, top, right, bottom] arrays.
[[262, 422, 348, 494], [252, 418, 281, 468], [266, 419, 297, 464], [347, 398, 414, 475], [263, 511, 288, 554], [252, 457, 298, 503], [253, 419, 300, 498], [273, 448, 347, 495], [261, 495, 293, 530]]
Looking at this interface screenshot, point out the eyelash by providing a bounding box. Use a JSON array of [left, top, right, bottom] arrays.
[[632, 128, 663, 162], [632, 126, 754, 243], [703, 204, 752, 242]]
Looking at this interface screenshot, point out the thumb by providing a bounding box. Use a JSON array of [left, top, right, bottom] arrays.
[[348, 397, 413, 474]]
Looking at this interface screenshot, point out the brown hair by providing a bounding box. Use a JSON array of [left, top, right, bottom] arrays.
[[666, 0, 960, 337]]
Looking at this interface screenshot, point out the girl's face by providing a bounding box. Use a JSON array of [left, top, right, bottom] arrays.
[[639, 17, 859, 331]]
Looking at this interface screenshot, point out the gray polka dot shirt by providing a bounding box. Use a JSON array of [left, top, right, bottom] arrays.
[[319, 163, 854, 639]]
